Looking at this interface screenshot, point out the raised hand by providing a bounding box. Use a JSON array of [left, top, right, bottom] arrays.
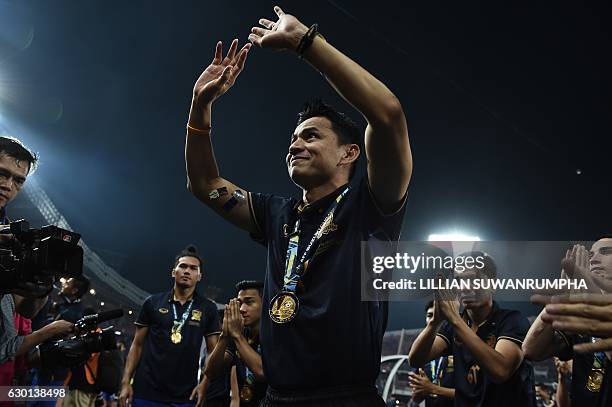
[[248, 6, 308, 52], [226, 298, 244, 339], [192, 39, 251, 106]]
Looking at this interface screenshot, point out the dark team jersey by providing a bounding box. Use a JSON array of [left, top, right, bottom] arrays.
[[133, 290, 221, 403], [436, 302, 536, 407], [424, 356, 455, 407], [555, 331, 611, 407], [249, 177, 407, 390]]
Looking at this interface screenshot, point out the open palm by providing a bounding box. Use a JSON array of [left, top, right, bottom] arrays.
[[193, 39, 251, 105]]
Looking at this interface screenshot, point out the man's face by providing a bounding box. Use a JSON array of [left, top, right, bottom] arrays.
[[60, 278, 79, 297], [0, 153, 29, 209], [454, 268, 493, 309], [425, 306, 434, 325], [286, 117, 354, 189], [238, 288, 262, 328], [172, 256, 201, 288], [590, 238, 612, 280], [535, 385, 549, 401]]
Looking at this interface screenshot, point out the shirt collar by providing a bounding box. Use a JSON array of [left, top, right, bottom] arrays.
[[168, 288, 198, 304], [293, 183, 350, 215], [461, 301, 498, 328]]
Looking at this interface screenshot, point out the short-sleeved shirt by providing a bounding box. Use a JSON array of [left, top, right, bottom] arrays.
[[0, 294, 24, 364], [436, 302, 536, 407], [555, 332, 611, 406], [227, 331, 267, 407], [133, 290, 221, 403], [249, 177, 407, 390], [424, 356, 455, 407]]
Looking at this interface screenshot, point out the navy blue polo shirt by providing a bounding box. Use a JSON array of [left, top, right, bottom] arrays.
[[227, 331, 267, 407], [436, 302, 536, 407], [424, 356, 455, 407], [555, 332, 611, 406], [133, 290, 221, 403], [249, 176, 407, 391]]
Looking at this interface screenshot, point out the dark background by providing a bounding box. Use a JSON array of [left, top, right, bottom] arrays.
[[1, 1, 610, 329]]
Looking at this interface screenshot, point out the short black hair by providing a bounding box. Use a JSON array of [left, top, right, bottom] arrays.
[[174, 244, 203, 268], [296, 99, 361, 179], [235, 280, 264, 298], [73, 276, 91, 298], [0, 136, 38, 173], [425, 300, 434, 313]]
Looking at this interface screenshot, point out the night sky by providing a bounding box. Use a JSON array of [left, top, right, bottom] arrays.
[[1, 1, 610, 329]]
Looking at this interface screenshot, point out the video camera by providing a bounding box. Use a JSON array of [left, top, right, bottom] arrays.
[[40, 309, 124, 369], [0, 219, 84, 294]]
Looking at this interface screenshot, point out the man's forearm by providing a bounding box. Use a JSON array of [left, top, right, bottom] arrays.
[[186, 101, 224, 197], [556, 374, 570, 407], [451, 319, 516, 382], [121, 343, 143, 385], [204, 334, 231, 379], [234, 335, 264, 379], [14, 322, 68, 358], [303, 36, 402, 126], [408, 322, 441, 368], [523, 311, 557, 361]]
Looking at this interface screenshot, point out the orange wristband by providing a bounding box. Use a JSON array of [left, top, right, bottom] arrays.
[[186, 124, 212, 135]]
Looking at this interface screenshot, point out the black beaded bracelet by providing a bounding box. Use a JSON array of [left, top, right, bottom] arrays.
[[296, 23, 320, 58]]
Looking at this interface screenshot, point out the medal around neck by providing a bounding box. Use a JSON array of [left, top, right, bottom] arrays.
[[586, 368, 603, 392], [171, 330, 182, 344], [269, 291, 299, 324], [240, 385, 253, 402]]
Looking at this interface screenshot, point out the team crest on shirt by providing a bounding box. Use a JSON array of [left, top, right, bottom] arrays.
[[191, 310, 202, 321], [158, 308, 169, 314], [315, 212, 338, 239]]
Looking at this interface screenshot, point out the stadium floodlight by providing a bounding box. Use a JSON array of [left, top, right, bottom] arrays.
[[428, 232, 481, 241]]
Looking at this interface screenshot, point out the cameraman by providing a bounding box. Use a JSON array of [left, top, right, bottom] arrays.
[[0, 136, 75, 365]]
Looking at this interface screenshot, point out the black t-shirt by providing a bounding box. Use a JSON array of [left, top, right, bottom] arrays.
[[436, 302, 536, 407], [227, 331, 267, 407], [249, 177, 407, 390], [133, 290, 221, 403], [555, 332, 611, 406], [424, 356, 455, 407]]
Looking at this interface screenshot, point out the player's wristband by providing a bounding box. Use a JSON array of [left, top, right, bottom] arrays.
[[296, 24, 324, 59]]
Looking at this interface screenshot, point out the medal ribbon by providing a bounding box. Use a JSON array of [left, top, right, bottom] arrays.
[[171, 300, 194, 337], [592, 337, 605, 369], [431, 357, 444, 385], [281, 187, 350, 292]]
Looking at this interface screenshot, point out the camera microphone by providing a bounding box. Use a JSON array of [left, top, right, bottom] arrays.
[[76, 309, 124, 330]]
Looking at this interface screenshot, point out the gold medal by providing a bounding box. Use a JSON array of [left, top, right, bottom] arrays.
[[170, 331, 182, 344], [239, 385, 253, 402], [269, 291, 299, 324], [586, 368, 604, 392]]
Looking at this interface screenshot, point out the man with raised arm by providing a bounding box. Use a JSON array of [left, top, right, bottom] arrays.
[[185, 6, 411, 406]]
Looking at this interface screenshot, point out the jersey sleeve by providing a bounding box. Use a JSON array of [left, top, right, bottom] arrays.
[[134, 296, 154, 327]]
